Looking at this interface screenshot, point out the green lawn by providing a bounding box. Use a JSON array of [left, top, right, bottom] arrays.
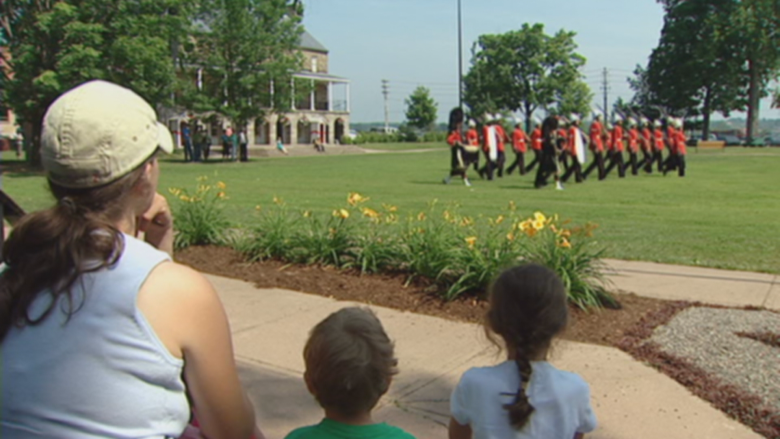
[[3, 147, 780, 273], [359, 142, 443, 151]]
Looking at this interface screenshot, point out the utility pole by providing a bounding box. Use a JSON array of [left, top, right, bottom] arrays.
[[601, 67, 610, 122], [382, 79, 389, 133], [457, 0, 463, 111]]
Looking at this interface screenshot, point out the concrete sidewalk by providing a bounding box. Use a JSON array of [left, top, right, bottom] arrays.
[[207, 258, 776, 439]]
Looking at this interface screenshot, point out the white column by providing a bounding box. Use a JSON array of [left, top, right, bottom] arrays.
[[270, 80, 275, 107], [291, 78, 295, 110], [346, 83, 351, 113], [327, 82, 333, 112], [310, 79, 315, 111]]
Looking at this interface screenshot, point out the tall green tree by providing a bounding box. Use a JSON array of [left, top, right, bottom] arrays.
[[463, 23, 588, 132], [180, 0, 304, 128], [644, 0, 746, 140], [404, 86, 438, 131], [0, 0, 193, 165], [732, 0, 780, 142]]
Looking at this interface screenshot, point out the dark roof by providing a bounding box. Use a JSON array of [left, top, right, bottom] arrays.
[[299, 30, 327, 53]]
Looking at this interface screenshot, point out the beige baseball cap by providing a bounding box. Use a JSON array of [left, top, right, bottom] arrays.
[[42, 80, 174, 189]]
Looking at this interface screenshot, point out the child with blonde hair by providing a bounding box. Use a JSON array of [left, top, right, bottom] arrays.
[[449, 264, 597, 439], [286, 307, 415, 439]]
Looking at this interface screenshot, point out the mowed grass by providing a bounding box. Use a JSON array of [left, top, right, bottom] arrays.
[[359, 142, 442, 151], [3, 147, 779, 273]]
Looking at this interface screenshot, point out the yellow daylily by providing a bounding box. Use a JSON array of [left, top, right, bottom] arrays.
[[508, 200, 517, 211], [216, 191, 227, 199], [464, 236, 477, 249], [273, 196, 284, 205], [495, 214, 505, 225], [179, 195, 191, 202], [382, 203, 398, 213], [196, 175, 208, 182], [417, 212, 426, 221], [533, 211, 546, 223], [255, 205, 262, 211], [168, 187, 182, 196], [333, 208, 350, 219], [362, 207, 380, 219], [460, 216, 474, 227], [506, 232, 515, 242], [347, 192, 369, 206], [217, 181, 227, 190], [302, 210, 312, 218], [558, 238, 572, 249]]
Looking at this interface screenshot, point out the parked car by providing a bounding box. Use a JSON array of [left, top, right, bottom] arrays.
[[720, 134, 743, 146]]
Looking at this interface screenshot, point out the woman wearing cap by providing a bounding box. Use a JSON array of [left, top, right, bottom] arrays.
[[0, 80, 262, 439]]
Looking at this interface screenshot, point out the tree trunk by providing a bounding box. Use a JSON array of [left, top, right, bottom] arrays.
[[746, 57, 760, 145], [702, 86, 712, 141]]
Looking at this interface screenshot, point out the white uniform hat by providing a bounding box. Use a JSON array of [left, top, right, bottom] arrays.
[[613, 114, 623, 124], [42, 80, 174, 189], [653, 119, 662, 128], [468, 119, 476, 128], [570, 114, 581, 124], [627, 117, 637, 127], [640, 117, 649, 127]]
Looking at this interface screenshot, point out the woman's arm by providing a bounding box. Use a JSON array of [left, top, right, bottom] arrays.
[[448, 417, 472, 439], [139, 263, 258, 439]]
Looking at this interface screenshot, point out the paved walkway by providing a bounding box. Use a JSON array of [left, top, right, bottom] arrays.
[[208, 259, 779, 439]]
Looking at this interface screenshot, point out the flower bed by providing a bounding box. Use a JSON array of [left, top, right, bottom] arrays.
[[170, 177, 616, 309]]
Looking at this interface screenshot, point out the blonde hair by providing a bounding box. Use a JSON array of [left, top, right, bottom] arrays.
[[303, 307, 398, 416]]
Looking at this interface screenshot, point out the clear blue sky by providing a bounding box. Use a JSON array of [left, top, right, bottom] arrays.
[[300, 0, 779, 123]]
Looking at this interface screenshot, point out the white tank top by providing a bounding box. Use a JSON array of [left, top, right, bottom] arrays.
[[1, 234, 190, 438]]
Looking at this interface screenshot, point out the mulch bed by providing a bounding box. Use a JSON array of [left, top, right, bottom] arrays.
[[177, 245, 779, 438]]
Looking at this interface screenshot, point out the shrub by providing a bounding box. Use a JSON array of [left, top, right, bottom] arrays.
[[222, 194, 615, 309], [169, 177, 230, 250]]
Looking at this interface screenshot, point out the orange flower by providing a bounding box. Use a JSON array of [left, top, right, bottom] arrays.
[[465, 236, 477, 249]]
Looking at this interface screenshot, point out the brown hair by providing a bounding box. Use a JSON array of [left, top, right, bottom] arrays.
[[303, 307, 398, 416], [0, 152, 158, 342], [486, 264, 569, 430]]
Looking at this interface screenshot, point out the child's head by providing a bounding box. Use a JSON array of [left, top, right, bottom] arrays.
[[303, 307, 398, 418], [486, 264, 569, 430]]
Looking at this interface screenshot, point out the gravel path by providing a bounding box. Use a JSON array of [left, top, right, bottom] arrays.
[[649, 307, 780, 412]]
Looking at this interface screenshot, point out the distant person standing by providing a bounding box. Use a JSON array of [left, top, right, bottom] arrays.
[[525, 119, 543, 173], [239, 128, 248, 162], [181, 123, 193, 162], [276, 137, 289, 155], [229, 128, 238, 161], [13, 127, 24, 159]]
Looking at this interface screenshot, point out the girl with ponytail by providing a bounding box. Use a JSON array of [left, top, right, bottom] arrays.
[[449, 264, 597, 439]]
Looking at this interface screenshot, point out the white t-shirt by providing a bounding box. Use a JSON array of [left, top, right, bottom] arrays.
[[451, 361, 597, 439]]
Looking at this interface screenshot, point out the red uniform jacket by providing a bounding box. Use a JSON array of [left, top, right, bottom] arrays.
[[567, 127, 579, 154], [466, 129, 479, 147], [482, 125, 507, 153], [641, 128, 652, 152], [654, 129, 665, 151], [628, 128, 639, 153], [676, 130, 687, 156], [531, 128, 542, 151], [447, 130, 463, 147], [512, 127, 528, 153], [496, 125, 507, 153], [666, 126, 677, 153], [590, 121, 604, 152], [612, 125, 624, 152]]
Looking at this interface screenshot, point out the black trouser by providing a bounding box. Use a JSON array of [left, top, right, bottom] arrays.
[[604, 150, 626, 178], [662, 152, 678, 173], [479, 151, 505, 180], [239, 143, 248, 162], [449, 146, 467, 178], [639, 149, 652, 173], [525, 149, 541, 172], [534, 150, 558, 188], [583, 151, 606, 180], [677, 155, 686, 177], [496, 151, 506, 177], [628, 151, 639, 175], [506, 151, 526, 175], [652, 150, 663, 172], [561, 153, 583, 183]]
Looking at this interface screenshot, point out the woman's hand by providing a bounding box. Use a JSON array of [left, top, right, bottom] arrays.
[[138, 193, 174, 257]]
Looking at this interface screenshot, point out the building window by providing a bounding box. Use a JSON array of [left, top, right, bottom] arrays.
[[311, 57, 318, 73]]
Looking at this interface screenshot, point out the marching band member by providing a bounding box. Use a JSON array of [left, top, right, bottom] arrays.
[[506, 118, 530, 175], [603, 117, 626, 178], [561, 115, 585, 183], [534, 115, 564, 190], [662, 117, 678, 174], [626, 118, 640, 176], [583, 112, 606, 180], [639, 117, 653, 173], [443, 108, 472, 186], [464, 119, 481, 172], [663, 118, 687, 177], [652, 119, 665, 172], [525, 118, 543, 173]]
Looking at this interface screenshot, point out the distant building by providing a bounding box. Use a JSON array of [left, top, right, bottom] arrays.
[[166, 30, 351, 147], [0, 46, 20, 151]]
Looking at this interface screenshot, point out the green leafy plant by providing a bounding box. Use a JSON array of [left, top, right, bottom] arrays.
[[169, 177, 230, 250]]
